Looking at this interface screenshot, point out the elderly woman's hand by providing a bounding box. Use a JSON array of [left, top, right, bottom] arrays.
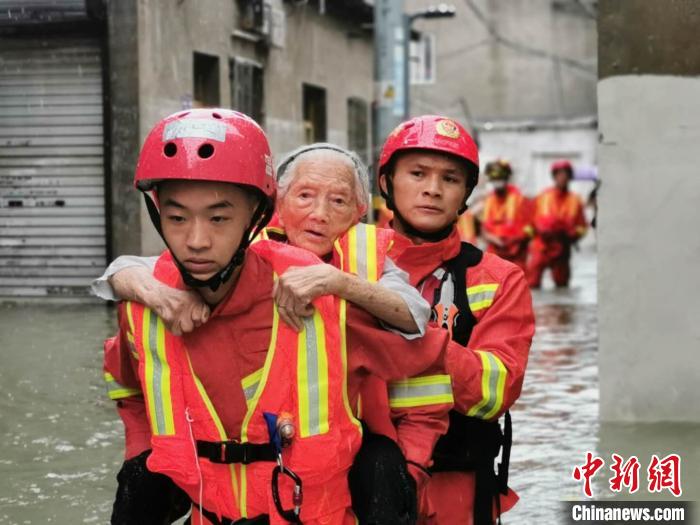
[[273, 263, 347, 331]]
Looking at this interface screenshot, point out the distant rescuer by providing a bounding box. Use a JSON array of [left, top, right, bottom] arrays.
[[479, 159, 532, 271], [102, 109, 453, 524], [527, 159, 587, 288], [374, 115, 535, 525]]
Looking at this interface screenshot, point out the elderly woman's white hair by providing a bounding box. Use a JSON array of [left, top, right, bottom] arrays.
[[275, 143, 370, 210]]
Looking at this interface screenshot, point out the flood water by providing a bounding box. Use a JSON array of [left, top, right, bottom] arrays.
[[0, 247, 697, 524]]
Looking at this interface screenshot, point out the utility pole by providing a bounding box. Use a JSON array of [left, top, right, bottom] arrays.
[[372, 0, 406, 190]]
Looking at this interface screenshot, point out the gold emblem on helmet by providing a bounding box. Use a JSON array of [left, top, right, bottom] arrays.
[[436, 119, 460, 139]]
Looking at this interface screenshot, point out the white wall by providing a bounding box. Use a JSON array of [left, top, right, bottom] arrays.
[[598, 75, 700, 422]]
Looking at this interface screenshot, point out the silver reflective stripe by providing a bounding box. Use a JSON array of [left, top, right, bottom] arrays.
[[147, 311, 167, 435], [467, 288, 498, 309], [355, 224, 368, 280], [304, 317, 321, 435], [243, 383, 259, 403], [471, 352, 501, 418], [163, 119, 227, 142], [389, 382, 452, 401]]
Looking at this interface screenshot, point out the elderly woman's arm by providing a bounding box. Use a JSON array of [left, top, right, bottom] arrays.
[[91, 256, 210, 335], [274, 256, 430, 335]]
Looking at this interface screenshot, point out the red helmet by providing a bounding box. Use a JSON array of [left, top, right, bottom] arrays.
[[551, 159, 573, 176], [378, 115, 479, 186], [134, 108, 276, 201]]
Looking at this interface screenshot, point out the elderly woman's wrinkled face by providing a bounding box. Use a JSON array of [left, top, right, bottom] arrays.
[[278, 157, 365, 257]]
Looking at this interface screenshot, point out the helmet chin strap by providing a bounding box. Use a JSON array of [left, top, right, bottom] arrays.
[[381, 174, 464, 242], [143, 193, 272, 292]]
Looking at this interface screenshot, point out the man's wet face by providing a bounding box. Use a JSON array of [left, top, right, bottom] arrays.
[[158, 180, 256, 281]]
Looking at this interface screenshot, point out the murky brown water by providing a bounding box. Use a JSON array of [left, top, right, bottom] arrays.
[[0, 248, 697, 524]]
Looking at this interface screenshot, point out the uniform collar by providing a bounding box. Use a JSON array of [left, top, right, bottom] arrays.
[[390, 227, 463, 286]]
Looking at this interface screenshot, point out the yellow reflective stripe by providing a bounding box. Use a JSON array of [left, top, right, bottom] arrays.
[[241, 367, 263, 406], [466, 351, 507, 419], [340, 299, 363, 432], [348, 225, 358, 275], [575, 225, 587, 235], [125, 301, 136, 334], [389, 375, 453, 408], [141, 307, 175, 436], [241, 298, 280, 443], [298, 310, 329, 437], [104, 372, 141, 400], [365, 225, 378, 282], [467, 283, 499, 312], [523, 224, 534, 237], [184, 353, 241, 513]]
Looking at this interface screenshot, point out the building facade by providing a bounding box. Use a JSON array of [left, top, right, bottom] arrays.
[[0, 0, 374, 300], [405, 0, 598, 198]]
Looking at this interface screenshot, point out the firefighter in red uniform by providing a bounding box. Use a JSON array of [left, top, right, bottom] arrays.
[[479, 159, 532, 270], [527, 160, 587, 288], [104, 110, 453, 525], [370, 115, 535, 525]]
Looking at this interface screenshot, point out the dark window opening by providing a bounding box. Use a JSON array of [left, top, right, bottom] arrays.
[[194, 52, 220, 107], [347, 97, 369, 167], [303, 83, 327, 144], [230, 58, 265, 125]]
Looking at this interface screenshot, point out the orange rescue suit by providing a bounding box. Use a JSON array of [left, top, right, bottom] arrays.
[[104, 232, 452, 524], [363, 228, 535, 525], [527, 187, 587, 288], [480, 185, 532, 270]]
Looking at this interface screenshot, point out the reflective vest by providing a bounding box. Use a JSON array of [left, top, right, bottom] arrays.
[[482, 186, 530, 241], [125, 239, 368, 523], [533, 188, 584, 236]]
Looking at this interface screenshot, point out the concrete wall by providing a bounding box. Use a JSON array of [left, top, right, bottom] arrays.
[[109, 1, 374, 255], [598, 0, 700, 422], [404, 0, 597, 122], [106, 0, 141, 257]]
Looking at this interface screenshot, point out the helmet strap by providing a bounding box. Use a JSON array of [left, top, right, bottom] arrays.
[[143, 192, 273, 292]]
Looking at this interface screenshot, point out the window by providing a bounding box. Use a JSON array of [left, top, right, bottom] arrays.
[[193, 52, 220, 107], [347, 97, 369, 166], [410, 33, 436, 85], [302, 83, 326, 143], [230, 57, 264, 124]]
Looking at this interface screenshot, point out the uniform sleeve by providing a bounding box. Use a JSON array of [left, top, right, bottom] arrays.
[[377, 256, 431, 340], [91, 256, 158, 301], [447, 268, 534, 420], [347, 306, 450, 381], [348, 309, 453, 470], [104, 303, 152, 459]]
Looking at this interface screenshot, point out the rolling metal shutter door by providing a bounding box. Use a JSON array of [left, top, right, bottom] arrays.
[[0, 38, 106, 299]]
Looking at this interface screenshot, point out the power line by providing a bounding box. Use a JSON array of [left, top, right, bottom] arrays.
[[461, 0, 596, 76]]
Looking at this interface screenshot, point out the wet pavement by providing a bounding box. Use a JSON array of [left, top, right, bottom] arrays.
[[0, 246, 697, 524]]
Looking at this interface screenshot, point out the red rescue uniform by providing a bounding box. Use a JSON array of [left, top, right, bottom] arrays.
[[104, 239, 452, 524], [481, 185, 532, 270], [362, 228, 534, 525], [527, 187, 587, 288]]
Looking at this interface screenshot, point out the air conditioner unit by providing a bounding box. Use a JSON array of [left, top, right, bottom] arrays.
[[238, 0, 272, 38]]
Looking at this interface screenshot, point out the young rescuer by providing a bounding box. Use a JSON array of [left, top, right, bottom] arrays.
[[373, 115, 535, 525]]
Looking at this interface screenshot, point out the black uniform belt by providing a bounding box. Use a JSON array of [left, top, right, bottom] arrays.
[[196, 440, 277, 465]]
